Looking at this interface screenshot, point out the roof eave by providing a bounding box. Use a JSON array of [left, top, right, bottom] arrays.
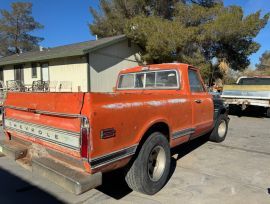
[[0, 51, 86, 66], [0, 35, 127, 66], [83, 35, 127, 54]]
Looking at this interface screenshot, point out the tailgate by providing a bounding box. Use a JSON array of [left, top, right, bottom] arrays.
[[5, 92, 85, 114], [222, 85, 270, 99], [3, 92, 86, 158]]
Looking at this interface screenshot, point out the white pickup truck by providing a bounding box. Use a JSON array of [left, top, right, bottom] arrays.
[[221, 76, 270, 117]]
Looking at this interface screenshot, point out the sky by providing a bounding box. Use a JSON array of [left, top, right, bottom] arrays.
[[0, 0, 270, 67]]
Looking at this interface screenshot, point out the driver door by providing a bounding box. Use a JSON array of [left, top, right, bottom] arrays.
[[188, 68, 214, 138]]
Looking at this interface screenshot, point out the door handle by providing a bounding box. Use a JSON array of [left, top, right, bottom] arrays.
[[195, 99, 202, 103]]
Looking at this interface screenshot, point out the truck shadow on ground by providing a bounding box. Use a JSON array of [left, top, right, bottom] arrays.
[[171, 134, 209, 160], [229, 106, 268, 118], [0, 167, 63, 204], [96, 135, 209, 200]]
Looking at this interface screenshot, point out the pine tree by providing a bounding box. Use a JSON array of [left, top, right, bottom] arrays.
[[0, 2, 44, 57], [89, 1, 269, 80]]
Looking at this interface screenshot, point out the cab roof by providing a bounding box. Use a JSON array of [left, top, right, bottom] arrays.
[[119, 63, 194, 74]]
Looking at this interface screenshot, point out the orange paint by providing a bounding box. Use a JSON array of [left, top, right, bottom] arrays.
[[3, 63, 214, 174]]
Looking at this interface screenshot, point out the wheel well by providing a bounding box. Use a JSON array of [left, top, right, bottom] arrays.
[[146, 122, 169, 140], [127, 122, 170, 167], [138, 122, 170, 148]]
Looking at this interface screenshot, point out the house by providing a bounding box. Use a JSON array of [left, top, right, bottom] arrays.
[[0, 35, 141, 92]]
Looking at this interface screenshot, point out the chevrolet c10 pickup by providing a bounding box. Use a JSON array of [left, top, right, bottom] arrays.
[[0, 63, 229, 195]]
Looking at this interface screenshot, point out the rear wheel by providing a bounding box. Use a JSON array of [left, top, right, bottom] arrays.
[[266, 108, 270, 118], [125, 132, 171, 195], [209, 114, 229, 143]]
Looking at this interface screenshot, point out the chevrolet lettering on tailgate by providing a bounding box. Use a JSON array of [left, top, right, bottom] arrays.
[[5, 118, 80, 150]]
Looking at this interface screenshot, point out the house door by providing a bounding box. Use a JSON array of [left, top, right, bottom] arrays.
[[41, 63, 49, 81], [14, 64, 24, 82]]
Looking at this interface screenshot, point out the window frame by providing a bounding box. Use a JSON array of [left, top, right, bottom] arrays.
[[118, 73, 135, 89], [117, 69, 180, 90]]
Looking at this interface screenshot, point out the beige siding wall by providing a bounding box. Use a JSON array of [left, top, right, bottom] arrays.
[[2, 39, 141, 92], [3, 56, 88, 92], [3, 63, 41, 85], [23, 63, 41, 84], [48, 56, 88, 92], [3, 65, 14, 84], [89, 39, 141, 92]]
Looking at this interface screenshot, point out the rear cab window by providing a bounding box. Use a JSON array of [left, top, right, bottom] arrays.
[[238, 78, 270, 85], [118, 70, 180, 90]]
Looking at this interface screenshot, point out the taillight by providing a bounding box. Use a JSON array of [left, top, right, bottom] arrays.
[[81, 117, 89, 159], [81, 127, 89, 158]]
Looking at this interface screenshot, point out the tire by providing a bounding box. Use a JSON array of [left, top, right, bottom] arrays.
[[266, 108, 270, 118], [125, 132, 171, 195], [209, 114, 229, 143]]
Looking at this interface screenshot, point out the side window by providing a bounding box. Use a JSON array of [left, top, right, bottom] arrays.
[[156, 71, 178, 88], [188, 69, 205, 92], [118, 74, 134, 89]]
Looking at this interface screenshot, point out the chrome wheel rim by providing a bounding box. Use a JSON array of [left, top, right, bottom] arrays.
[[148, 146, 166, 182], [218, 120, 227, 138]]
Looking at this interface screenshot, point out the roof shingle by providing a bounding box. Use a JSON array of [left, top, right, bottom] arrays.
[[0, 35, 126, 66]]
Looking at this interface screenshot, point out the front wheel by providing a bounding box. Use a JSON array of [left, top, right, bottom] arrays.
[[209, 114, 229, 143], [125, 132, 171, 195]]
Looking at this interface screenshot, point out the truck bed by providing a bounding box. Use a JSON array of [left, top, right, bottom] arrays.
[[2, 91, 196, 170]]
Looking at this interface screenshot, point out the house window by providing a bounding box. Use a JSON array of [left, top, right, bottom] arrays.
[[31, 63, 37, 78]]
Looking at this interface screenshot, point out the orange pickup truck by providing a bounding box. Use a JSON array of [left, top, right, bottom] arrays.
[[0, 63, 229, 195]]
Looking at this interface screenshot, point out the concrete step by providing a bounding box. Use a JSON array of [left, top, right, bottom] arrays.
[[0, 139, 28, 160], [32, 157, 102, 195]]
